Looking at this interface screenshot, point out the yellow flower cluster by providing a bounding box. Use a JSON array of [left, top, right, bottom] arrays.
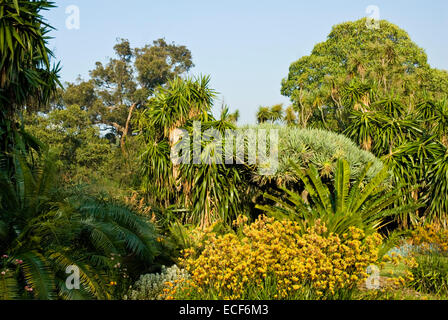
[[160, 279, 190, 300], [411, 223, 448, 252], [381, 252, 417, 289], [177, 216, 383, 299]]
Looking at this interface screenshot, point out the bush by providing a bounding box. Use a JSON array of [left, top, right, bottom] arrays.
[[245, 124, 385, 185], [258, 159, 414, 236], [411, 223, 448, 253], [124, 265, 189, 300], [408, 253, 448, 296], [172, 216, 383, 300]]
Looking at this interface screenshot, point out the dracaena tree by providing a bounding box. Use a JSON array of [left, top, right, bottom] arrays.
[[137, 76, 245, 227], [0, 0, 60, 170]]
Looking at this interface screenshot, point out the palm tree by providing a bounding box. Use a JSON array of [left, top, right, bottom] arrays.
[[344, 110, 379, 151], [341, 81, 374, 111], [146, 75, 216, 142], [427, 145, 448, 224], [138, 76, 216, 203], [284, 105, 297, 126], [0, 0, 60, 113], [256, 106, 271, 124], [230, 109, 240, 123], [138, 77, 245, 227], [347, 51, 368, 82], [270, 104, 284, 122], [257, 159, 418, 235], [387, 135, 448, 225], [417, 99, 448, 146]]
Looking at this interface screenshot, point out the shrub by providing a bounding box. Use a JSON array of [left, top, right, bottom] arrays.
[[0, 153, 163, 300], [258, 159, 416, 236], [124, 265, 189, 300], [173, 216, 383, 300], [408, 253, 448, 296], [244, 124, 385, 185], [411, 223, 448, 253]]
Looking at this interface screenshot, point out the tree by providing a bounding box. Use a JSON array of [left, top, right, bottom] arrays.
[[138, 76, 245, 227], [256, 106, 271, 124], [229, 109, 240, 123], [0, 0, 60, 116], [284, 106, 297, 126], [24, 105, 114, 181], [270, 104, 284, 122], [0, 0, 60, 171], [281, 18, 448, 130], [61, 38, 194, 153]]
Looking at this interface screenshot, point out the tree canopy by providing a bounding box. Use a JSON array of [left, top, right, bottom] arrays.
[[54, 38, 194, 151], [281, 18, 448, 111]]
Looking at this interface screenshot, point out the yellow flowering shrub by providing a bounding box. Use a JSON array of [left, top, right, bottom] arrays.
[[411, 223, 448, 253], [174, 216, 383, 300]]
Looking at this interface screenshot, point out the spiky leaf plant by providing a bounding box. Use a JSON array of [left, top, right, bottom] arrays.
[[257, 159, 419, 236], [0, 152, 161, 300]]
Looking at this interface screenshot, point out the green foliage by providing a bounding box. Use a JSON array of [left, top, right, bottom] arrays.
[[256, 104, 284, 124], [345, 96, 448, 224], [409, 253, 448, 296], [281, 19, 448, 134], [0, 152, 162, 300], [125, 265, 189, 300], [0, 0, 60, 176], [138, 76, 245, 227], [24, 105, 114, 181], [257, 159, 417, 235], [0, 0, 60, 114], [249, 124, 385, 186], [60, 38, 194, 146], [282, 18, 444, 107]]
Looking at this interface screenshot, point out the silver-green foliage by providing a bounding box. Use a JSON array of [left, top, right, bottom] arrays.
[[125, 265, 189, 300], [244, 124, 385, 184]]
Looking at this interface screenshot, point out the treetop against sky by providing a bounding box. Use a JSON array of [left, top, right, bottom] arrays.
[[45, 0, 448, 124]]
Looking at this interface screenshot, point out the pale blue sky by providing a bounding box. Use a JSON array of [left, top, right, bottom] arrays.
[[45, 0, 448, 124]]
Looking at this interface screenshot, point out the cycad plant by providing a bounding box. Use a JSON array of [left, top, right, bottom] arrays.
[[0, 152, 162, 300], [257, 159, 418, 236]]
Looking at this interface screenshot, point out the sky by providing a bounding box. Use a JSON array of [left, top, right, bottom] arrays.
[[44, 0, 448, 124]]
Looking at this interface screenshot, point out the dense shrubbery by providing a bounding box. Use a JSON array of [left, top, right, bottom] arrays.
[[125, 265, 189, 300], [2, 0, 448, 301], [408, 253, 448, 296], [171, 216, 383, 300], [0, 154, 164, 300], [249, 124, 385, 185]]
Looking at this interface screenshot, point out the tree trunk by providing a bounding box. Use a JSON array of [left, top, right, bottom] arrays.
[[120, 103, 137, 154]]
